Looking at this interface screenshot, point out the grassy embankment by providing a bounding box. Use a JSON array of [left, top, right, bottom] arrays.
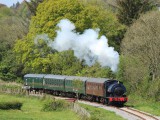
[[0, 94, 79, 120], [79, 103, 125, 120], [126, 94, 160, 116], [0, 94, 127, 120]]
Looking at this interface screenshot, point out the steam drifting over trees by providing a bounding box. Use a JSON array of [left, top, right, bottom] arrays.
[[14, 0, 124, 77], [35, 19, 119, 72]]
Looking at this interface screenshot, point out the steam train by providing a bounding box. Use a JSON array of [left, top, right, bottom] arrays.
[[23, 74, 128, 105]]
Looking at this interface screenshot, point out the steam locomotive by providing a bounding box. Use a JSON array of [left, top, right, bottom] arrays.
[[23, 74, 128, 105]]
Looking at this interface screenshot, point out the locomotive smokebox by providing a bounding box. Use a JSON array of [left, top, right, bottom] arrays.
[[107, 81, 126, 97]]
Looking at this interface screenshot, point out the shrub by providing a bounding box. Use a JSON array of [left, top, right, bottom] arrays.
[[0, 101, 23, 110], [42, 99, 70, 111]]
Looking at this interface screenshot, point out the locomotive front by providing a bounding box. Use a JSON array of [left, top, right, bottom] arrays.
[[106, 80, 128, 105]]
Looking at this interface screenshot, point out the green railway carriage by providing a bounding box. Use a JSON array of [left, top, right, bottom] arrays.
[[43, 75, 66, 91], [24, 74, 45, 89], [65, 76, 88, 94]]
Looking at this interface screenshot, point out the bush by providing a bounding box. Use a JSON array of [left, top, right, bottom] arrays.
[[0, 101, 23, 110], [42, 99, 70, 111]]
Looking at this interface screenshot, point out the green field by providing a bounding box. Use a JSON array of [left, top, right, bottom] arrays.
[[0, 94, 127, 120], [0, 89, 159, 120], [0, 94, 79, 120], [126, 95, 160, 116]]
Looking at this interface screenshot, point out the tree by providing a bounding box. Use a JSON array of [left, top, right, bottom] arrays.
[[119, 11, 160, 100], [14, 0, 125, 77], [117, 0, 157, 26], [29, 0, 125, 47], [15, 2, 20, 8], [0, 3, 32, 80], [73, 79, 83, 91], [24, 0, 43, 16]]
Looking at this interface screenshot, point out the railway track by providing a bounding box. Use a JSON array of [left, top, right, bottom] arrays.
[[64, 98, 160, 120], [119, 107, 159, 120]]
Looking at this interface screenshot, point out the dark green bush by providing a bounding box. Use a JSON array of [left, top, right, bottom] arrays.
[[0, 101, 23, 110], [42, 99, 70, 111]]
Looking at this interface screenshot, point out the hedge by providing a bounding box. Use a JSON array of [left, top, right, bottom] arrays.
[[0, 101, 23, 110]]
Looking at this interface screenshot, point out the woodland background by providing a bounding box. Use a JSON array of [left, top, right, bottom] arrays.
[[0, 0, 160, 101]]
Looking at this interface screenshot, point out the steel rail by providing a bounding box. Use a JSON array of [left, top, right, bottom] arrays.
[[119, 107, 159, 120]]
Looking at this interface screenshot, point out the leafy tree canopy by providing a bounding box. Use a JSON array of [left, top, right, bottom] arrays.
[[29, 0, 125, 46], [24, 0, 43, 16], [0, 3, 30, 80], [117, 0, 157, 26], [14, 0, 124, 78]]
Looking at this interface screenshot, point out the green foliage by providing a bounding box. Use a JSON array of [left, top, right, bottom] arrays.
[[42, 99, 70, 111], [0, 14, 28, 54], [0, 101, 23, 110], [15, 2, 31, 20], [117, 0, 156, 26], [73, 79, 83, 91], [14, 0, 124, 77], [29, 0, 124, 46], [29, 0, 83, 37], [14, 40, 82, 75], [0, 7, 13, 18], [0, 50, 22, 81], [79, 64, 116, 78], [119, 11, 160, 101], [0, 3, 31, 80], [24, 0, 43, 16], [50, 51, 83, 75]]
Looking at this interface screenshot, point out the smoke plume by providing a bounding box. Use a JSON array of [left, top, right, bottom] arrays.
[[35, 19, 119, 72]]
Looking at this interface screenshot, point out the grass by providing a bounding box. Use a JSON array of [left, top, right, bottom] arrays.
[[126, 94, 160, 116], [0, 81, 126, 120], [0, 94, 126, 120], [0, 80, 22, 87], [0, 94, 79, 120], [79, 103, 125, 120]]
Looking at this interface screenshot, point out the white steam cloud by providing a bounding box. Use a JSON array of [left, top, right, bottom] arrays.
[[35, 19, 119, 72]]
